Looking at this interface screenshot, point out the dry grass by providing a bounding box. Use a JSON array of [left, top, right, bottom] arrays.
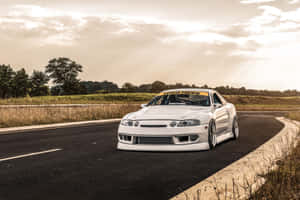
[[288, 112, 300, 121], [249, 143, 300, 200], [225, 95, 300, 106], [0, 104, 140, 128], [236, 104, 300, 111], [249, 113, 300, 200]]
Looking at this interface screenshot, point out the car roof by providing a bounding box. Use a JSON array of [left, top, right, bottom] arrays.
[[161, 88, 216, 94]]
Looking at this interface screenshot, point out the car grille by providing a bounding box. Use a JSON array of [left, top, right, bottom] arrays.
[[140, 124, 167, 128], [134, 136, 173, 145]]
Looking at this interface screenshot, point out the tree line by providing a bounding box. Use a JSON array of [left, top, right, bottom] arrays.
[[0, 57, 299, 98], [119, 82, 300, 97]]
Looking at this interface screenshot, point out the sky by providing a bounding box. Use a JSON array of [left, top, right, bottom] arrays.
[[0, 0, 300, 90]]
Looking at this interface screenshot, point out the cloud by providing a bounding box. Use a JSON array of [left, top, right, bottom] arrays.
[[281, 8, 300, 22], [240, 0, 275, 4], [0, 4, 258, 86], [253, 5, 281, 23], [0, 3, 300, 89], [289, 0, 300, 4], [245, 5, 300, 35]]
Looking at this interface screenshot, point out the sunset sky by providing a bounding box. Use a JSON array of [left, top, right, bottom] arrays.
[[0, 0, 299, 90]]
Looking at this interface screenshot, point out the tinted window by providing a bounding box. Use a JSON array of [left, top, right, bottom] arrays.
[[148, 93, 211, 107], [213, 93, 222, 104], [216, 92, 226, 104]]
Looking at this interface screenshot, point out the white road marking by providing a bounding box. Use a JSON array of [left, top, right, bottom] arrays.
[[0, 148, 62, 162]]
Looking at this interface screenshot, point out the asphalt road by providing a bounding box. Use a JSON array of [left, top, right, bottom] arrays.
[[0, 113, 284, 200]]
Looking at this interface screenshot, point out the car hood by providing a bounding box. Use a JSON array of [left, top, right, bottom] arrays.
[[127, 105, 212, 121]]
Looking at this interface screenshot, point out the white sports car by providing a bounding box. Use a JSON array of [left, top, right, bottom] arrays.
[[117, 89, 239, 151]]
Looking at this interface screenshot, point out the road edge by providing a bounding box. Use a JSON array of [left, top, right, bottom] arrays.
[[170, 117, 299, 200], [0, 119, 121, 135]]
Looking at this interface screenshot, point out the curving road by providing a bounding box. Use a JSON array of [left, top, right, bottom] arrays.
[[0, 113, 284, 200]]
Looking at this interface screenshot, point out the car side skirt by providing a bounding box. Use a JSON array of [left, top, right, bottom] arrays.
[[216, 131, 234, 144]]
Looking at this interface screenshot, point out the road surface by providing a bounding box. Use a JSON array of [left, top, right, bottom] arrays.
[[0, 113, 284, 200]]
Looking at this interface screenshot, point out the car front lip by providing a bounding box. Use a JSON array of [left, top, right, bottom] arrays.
[[117, 141, 210, 152]]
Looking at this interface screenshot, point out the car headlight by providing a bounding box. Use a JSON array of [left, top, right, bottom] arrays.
[[176, 119, 201, 127], [120, 119, 139, 127], [121, 119, 133, 126]]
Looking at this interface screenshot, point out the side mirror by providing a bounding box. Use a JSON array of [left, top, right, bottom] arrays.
[[214, 103, 222, 109], [141, 104, 147, 108]]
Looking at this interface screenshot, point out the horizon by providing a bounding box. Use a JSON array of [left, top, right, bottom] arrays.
[[0, 0, 299, 90], [80, 79, 300, 92]]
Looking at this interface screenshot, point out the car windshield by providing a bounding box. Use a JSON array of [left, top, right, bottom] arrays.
[[147, 92, 211, 106]]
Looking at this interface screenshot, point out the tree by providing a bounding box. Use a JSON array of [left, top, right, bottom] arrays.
[[30, 70, 50, 96], [80, 81, 119, 94], [151, 81, 166, 93], [121, 82, 138, 92], [202, 84, 209, 89], [0, 64, 14, 98], [50, 85, 63, 96], [12, 68, 30, 97], [138, 84, 152, 93], [45, 57, 83, 95]]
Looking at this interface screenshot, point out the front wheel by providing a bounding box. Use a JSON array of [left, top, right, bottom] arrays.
[[208, 121, 217, 149], [232, 117, 239, 139]]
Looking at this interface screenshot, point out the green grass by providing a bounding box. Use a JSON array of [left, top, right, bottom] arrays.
[[0, 93, 156, 105]]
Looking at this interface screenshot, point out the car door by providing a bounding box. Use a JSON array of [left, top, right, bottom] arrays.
[[213, 93, 230, 135]]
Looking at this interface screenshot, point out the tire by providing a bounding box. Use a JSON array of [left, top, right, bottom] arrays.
[[208, 120, 217, 149], [232, 117, 239, 139]]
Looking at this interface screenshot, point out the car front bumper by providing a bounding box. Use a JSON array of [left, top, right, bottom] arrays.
[[117, 124, 210, 152]]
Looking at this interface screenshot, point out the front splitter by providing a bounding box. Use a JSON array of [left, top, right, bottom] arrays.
[[117, 142, 210, 152]]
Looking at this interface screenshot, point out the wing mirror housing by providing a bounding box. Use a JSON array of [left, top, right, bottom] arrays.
[[214, 103, 222, 109], [141, 104, 147, 108]]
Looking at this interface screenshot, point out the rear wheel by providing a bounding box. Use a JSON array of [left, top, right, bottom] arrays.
[[232, 117, 239, 139], [208, 121, 217, 149]]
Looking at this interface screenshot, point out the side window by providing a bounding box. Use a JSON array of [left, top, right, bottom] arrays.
[[216, 92, 226, 104], [213, 93, 222, 105]]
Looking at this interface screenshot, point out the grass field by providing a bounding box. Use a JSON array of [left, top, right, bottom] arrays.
[[250, 145, 300, 200], [0, 93, 300, 128], [249, 113, 300, 200], [288, 112, 300, 121], [0, 93, 300, 111], [0, 93, 156, 105], [0, 104, 140, 128]]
